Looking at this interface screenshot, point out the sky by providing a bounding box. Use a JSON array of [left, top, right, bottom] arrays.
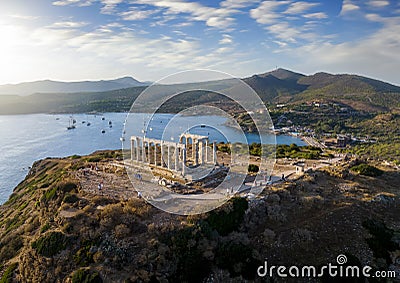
[[0, 0, 399, 85]]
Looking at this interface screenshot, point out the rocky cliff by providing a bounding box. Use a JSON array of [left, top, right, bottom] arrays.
[[0, 150, 399, 282]]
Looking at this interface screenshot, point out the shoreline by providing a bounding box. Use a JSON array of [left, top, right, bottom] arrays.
[[1, 147, 339, 207]]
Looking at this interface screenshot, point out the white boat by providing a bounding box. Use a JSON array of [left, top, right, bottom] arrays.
[[67, 117, 76, 130]]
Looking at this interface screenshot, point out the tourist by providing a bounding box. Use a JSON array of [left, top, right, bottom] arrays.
[[281, 174, 285, 181], [98, 183, 101, 191], [137, 191, 142, 198]]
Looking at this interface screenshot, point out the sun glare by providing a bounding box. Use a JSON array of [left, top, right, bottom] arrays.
[[0, 20, 31, 83]]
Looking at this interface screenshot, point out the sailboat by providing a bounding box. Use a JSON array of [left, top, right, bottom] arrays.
[[67, 116, 76, 130], [86, 115, 91, 126]]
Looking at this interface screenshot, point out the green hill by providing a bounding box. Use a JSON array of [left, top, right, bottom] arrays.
[[0, 69, 399, 115]]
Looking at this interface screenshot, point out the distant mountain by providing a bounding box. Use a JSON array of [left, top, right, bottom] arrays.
[[0, 76, 148, 96], [241, 68, 400, 111], [243, 69, 307, 101], [258, 68, 305, 81], [0, 69, 399, 114]]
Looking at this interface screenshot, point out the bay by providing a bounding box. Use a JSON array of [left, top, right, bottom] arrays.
[[0, 113, 305, 204]]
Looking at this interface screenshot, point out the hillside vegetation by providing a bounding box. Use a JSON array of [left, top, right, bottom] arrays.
[[0, 69, 399, 115], [0, 151, 399, 282]]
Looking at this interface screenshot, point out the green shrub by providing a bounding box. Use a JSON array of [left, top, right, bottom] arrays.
[[205, 197, 248, 236], [42, 182, 78, 204], [4, 214, 24, 234], [71, 268, 102, 283], [362, 219, 399, 263], [42, 186, 58, 203], [164, 227, 211, 283], [74, 241, 97, 267], [31, 231, 69, 257], [39, 182, 50, 189], [63, 194, 79, 204], [40, 223, 51, 233], [0, 263, 18, 283], [86, 156, 102, 163], [215, 242, 260, 280], [249, 143, 262, 156], [218, 143, 231, 154], [248, 164, 259, 173], [170, 245, 210, 283], [350, 164, 383, 177], [58, 181, 78, 193], [0, 235, 23, 262]]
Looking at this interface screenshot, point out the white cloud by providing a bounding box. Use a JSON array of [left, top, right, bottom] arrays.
[[206, 16, 235, 29], [105, 22, 124, 28], [219, 34, 233, 44], [216, 46, 233, 53], [52, 0, 94, 6], [220, 0, 261, 9], [250, 1, 326, 45], [285, 16, 400, 85], [173, 22, 193, 27], [367, 0, 390, 8], [52, 0, 80, 6], [100, 0, 124, 14], [120, 7, 158, 20], [284, 1, 319, 15], [172, 30, 187, 36], [266, 22, 301, 43], [51, 21, 89, 28], [303, 12, 328, 19], [0, 18, 251, 83], [340, 0, 360, 15], [365, 13, 383, 21], [9, 14, 39, 20], [250, 1, 290, 24], [273, 40, 288, 47], [130, 0, 239, 30], [53, 0, 240, 30]]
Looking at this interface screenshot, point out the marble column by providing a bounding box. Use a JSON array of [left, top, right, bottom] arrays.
[[204, 140, 208, 163], [142, 140, 146, 163], [160, 142, 164, 167], [136, 137, 140, 161], [147, 142, 151, 164], [182, 148, 186, 175], [131, 138, 135, 161], [200, 140, 204, 164], [213, 141, 217, 165], [154, 143, 157, 166], [192, 139, 196, 161], [175, 146, 179, 171], [186, 137, 189, 157], [167, 145, 171, 170]]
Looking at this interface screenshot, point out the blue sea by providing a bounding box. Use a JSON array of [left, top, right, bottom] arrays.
[[0, 113, 305, 204]]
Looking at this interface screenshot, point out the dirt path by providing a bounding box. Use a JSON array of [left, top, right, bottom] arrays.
[[75, 167, 138, 200], [74, 156, 343, 200]]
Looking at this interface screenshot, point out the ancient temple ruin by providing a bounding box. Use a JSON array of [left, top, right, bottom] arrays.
[[130, 133, 217, 177]]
